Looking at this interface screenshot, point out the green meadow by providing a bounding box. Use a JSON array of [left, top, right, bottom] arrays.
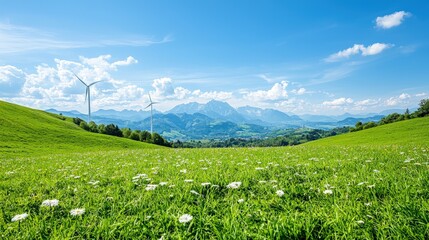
[[1, 101, 429, 239]]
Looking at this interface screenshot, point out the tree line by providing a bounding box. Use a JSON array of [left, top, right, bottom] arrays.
[[171, 127, 351, 148], [351, 98, 429, 132], [72, 118, 171, 147]]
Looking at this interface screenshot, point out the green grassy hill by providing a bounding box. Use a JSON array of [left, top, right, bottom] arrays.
[[0, 100, 160, 159], [305, 116, 429, 146]]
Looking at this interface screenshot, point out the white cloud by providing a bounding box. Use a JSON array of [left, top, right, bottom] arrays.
[[0, 22, 171, 54], [245, 81, 288, 101], [355, 99, 379, 107], [0, 65, 25, 83], [2, 55, 141, 110], [291, 88, 306, 95], [361, 43, 392, 56], [151, 77, 175, 98], [174, 87, 191, 100], [376, 11, 411, 29], [196, 91, 233, 100], [325, 43, 393, 62], [257, 74, 287, 83], [323, 97, 353, 106], [416, 93, 427, 97], [399, 93, 410, 100], [385, 93, 411, 106]]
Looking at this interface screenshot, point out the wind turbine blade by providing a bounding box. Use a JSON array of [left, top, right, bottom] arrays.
[[73, 72, 88, 86], [85, 87, 88, 103], [148, 94, 153, 103], [145, 103, 152, 109], [151, 102, 160, 104], [88, 80, 103, 87]]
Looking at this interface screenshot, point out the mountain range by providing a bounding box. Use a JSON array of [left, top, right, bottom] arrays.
[[47, 100, 410, 140]]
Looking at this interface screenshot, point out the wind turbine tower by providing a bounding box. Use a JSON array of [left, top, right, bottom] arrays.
[[73, 73, 102, 123], [145, 94, 158, 134]]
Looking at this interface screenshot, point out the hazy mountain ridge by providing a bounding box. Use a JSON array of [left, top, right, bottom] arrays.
[[46, 100, 408, 140]]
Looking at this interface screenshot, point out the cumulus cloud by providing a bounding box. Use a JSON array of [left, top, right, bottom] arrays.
[[291, 88, 306, 95], [244, 81, 288, 101], [416, 93, 427, 97], [325, 43, 393, 62], [376, 11, 411, 29], [385, 93, 411, 106], [0, 65, 26, 96], [355, 99, 379, 107], [322, 97, 353, 106], [2, 55, 142, 110]]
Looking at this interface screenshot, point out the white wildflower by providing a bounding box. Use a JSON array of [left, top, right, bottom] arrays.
[[238, 199, 245, 203], [356, 220, 365, 224], [323, 189, 333, 195], [276, 190, 285, 197], [41, 199, 59, 207], [88, 180, 99, 185], [367, 184, 375, 189], [227, 182, 242, 189], [190, 190, 200, 196], [159, 182, 168, 186], [180, 169, 187, 174], [201, 182, 211, 186], [184, 179, 193, 183], [70, 208, 85, 216], [373, 169, 380, 173], [255, 167, 264, 170], [145, 184, 158, 191], [178, 214, 193, 223], [11, 213, 28, 222]]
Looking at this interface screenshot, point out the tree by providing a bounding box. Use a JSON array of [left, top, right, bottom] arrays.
[[404, 108, 410, 120], [152, 132, 165, 145], [363, 121, 377, 129], [88, 121, 98, 133], [416, 99, 429, 117], [129, 130, 140, 141], [122, 128, 132, 138], [140, 130, 152, 142], [105, 124, 122, 137], [97, 124, 106, 134], [79, 121, 90, 131]]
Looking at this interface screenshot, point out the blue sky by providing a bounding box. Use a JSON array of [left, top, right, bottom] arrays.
[[0, 0, 428, 115]]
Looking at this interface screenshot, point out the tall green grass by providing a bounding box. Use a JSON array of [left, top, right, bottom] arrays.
[[0, 100, 160, 159], [1, 145, 429, 239]]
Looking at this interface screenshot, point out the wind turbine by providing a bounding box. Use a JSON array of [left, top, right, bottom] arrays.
[[145, 94, 158, 134], [73, 73, 102, 123]]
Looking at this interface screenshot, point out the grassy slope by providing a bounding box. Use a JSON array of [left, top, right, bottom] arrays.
[[305, 116, 429, 146], [0, 100, 160, 159]]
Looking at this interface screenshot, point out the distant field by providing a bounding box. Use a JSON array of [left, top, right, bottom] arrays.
[[305, 117, 429, 146], [1, 101, 429, 238]]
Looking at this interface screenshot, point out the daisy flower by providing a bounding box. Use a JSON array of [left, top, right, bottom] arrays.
[[41, 199, 59, 207], [179, 214, 193, 223], [227, 182, 242, 189], [276, 190, 285, 197], [70, 208, 85, 216], [11, 213, 28, 222]]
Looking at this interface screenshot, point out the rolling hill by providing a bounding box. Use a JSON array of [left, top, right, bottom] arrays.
[[0, 100, 161, 159], [305, 116, 429, 146]]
